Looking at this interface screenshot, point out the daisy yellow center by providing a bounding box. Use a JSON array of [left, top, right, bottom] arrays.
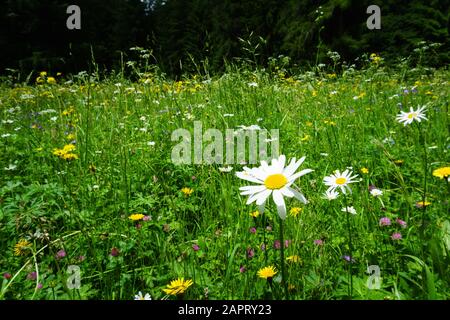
[[407, 113, 417, 119], [264, 174, 288, 190], [335, 177, 347, 185]]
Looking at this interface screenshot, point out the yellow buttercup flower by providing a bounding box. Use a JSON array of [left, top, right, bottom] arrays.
[[162, 278, 193, 296], [360, 167, 369, 174], [370, 53, 381, 64], [62, 153, 79, 160], [286, 255, 301, 263], [249, 211, 260, 218], [257, 266, 277, 279], [432, 167, 450, 179], [416, 201, 431, 208], [181, 187, 193, 196], [40, 71, 47, 77], [129, 214, 145, 221], [14, 239, 32, 256], [289, 207, 302, 217], [47, 77, 56, 84]]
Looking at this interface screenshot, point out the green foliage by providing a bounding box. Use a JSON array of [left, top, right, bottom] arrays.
[[0, 53, 449, 299]]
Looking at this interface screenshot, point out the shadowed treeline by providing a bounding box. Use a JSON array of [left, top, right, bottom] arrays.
[[0, 0, 448, 77]]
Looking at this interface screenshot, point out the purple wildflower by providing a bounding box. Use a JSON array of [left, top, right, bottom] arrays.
[[391, 232, 402, 240], [379, 217, 391, 226], [55, 250, 66, 259], [314, 239, 323, 246], [246, 248, 254, 259], [110, 247, 120, 257], [396, 218, 407, 228]]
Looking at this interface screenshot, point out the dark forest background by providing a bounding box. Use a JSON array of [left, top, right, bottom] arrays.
[[0, 0, 449, 78]]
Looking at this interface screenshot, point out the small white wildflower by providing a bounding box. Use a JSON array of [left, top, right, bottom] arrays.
[[341, 206, 357, 215], [370, 188, 383, 197]]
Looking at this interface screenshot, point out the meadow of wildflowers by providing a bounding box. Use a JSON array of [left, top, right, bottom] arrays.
[[0, 51, 449, 300]]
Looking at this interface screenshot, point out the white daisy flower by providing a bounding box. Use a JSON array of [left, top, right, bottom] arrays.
[[50, 116, 58, 122], [341, 206, 357, 215], [396, 106, 427, 126], [236, 155, 313, 219], [248, 82, 258, 87], [370, 188, 383, 197], [134, 291, 151, 300], [219, 166, 233, 172], [322, 189, 339, 200], [323, 169, 358, 195], [147, 141, 156, 146]]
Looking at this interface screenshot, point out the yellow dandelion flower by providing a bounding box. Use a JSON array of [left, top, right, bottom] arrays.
[[62, 144, 76, 153], [286, 255, 301, 263], [416, 201, 431, 208], [14, 239, 32, 256], [162, 278, 193, 296], [360, 167, 369, 174], [53, 148, 65, 157], [249, 211, 260, 218], [370, 53, 381, 64], [257, 266, 278, 279], [432, 167, 450, 179], [62, 153, 79, 160], [289, 207, 302, 217], [47, 77, 56, 84], [40, 71, 47, 77], [181, 187, 193, 196], [129, 214, 145, 221]]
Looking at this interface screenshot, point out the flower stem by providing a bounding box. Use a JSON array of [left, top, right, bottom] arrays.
[[418, 125, 428, 239], [279, 217, 289, 299], [343, 194, 353, 299]]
